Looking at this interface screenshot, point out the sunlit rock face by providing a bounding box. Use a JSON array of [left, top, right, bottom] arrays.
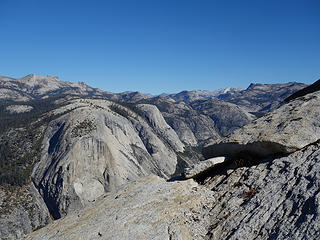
[[32, 99, 182, 219], [23, 175, 214, 240]]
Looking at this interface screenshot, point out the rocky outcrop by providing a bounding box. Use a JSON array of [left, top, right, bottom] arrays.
[[32, 99, 182, 219], [285, 79, 320, 102], [218, 90, 320, 154], [183, 157, 226, 179], [0, 88, 31, 102], [201, 141, 320, 239], [22, 175, 214, 240], [0, 183, 51, 240], [24, 140, 320, 240]]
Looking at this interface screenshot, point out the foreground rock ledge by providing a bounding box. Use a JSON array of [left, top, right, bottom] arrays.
[[22, 175, 214, 240]]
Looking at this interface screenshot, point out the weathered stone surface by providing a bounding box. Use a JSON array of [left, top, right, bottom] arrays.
[[202, 141, 320, 240], [0, 183, 51, 240], [32, 99, 181, 219], [22, 175, 214, 240], [221, 90, 320, 153], [285, 79, 320, 102], [184, 157, 226, 179]]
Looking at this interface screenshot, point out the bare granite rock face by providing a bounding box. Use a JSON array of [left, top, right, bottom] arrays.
[[215, 90, 320, 154], [137, 104, 184, 152], [184, 157, 226, 179], [201, 141, 320, 240], [22, 175, 214, 240], [31, 99, 182, 219], [0, 183, 51, 240]]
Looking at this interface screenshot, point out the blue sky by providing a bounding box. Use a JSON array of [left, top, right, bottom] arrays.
[[0, 0, 319, 94]]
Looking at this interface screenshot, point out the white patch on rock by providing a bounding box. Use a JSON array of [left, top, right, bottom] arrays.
[[6, 105, 33, 113]]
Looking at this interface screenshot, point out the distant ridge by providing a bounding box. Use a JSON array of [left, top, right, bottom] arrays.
[[285, 79, 320, 102]]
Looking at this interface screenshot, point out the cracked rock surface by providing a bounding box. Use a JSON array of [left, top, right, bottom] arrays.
[[221, 90, 320, 153], [22, 175, 214, 240], [202, 141, 320, 240]]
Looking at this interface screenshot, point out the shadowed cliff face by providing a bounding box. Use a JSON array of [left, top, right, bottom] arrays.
[[203, 141, 291, 163]]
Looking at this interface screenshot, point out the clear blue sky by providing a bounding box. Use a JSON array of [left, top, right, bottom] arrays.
[[0, 0, 319, 94]]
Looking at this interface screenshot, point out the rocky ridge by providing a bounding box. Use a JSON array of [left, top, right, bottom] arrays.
[[218, 82, 307, 113], [213, 89, 320, 155]]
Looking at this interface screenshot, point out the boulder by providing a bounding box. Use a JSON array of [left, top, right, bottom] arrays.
[[184, 157, 226, 179]]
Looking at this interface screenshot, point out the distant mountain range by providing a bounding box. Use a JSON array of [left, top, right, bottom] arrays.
[[0, 73, 312, 239], [158, 87, 243, 101]]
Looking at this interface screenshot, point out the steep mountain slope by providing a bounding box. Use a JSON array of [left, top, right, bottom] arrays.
[[0, 97, 68, 239], [0, 184, 51, 240], [190, 99, 254, 136], [198, 86, 320, 238], [206, 89, 320, 156], [139, 97, 221, 146], [0, 95, 186, 238], [285, 79, 320, 102], [31, 98, 184, 219], [23, 84, 320, 240], [0, 74, 313, 239]]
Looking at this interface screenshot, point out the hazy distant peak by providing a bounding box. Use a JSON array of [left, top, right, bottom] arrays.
[[167, 87, 243, 102], [18, 74, 61, 86]]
